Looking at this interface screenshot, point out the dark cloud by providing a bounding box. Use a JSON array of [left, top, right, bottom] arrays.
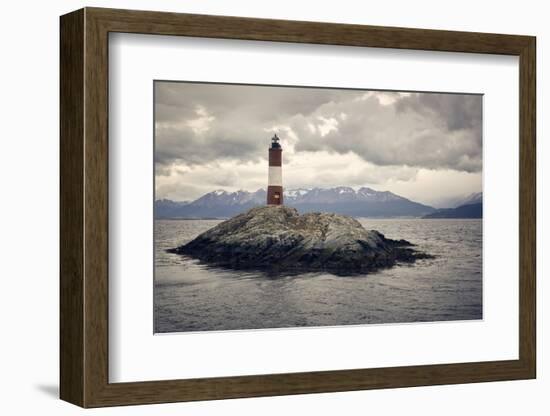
[[396, 93, 482, 131], [155, 81, 349, 124], [154, 82, 361, 169], [154, 122, 265, 170], [154, 82, 482, 178], [292, 92, 482, 172]]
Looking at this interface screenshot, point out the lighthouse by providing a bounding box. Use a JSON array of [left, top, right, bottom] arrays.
[[267, 134, 283, 205]]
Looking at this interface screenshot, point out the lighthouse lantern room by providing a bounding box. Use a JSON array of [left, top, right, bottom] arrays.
[[267, 134, 283, 205]]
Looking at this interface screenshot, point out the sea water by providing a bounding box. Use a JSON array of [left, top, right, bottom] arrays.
[[154, 218, 482, 333]]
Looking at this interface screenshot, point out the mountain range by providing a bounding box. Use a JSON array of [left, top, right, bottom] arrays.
[[155, 187, 438, 219], [422, 192, 482, 219], [454, 192, 482, 208]]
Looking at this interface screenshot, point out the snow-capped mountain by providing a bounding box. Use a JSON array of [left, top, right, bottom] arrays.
[[155, 187, 436, 219], [284, 186, 432, 217], [284, 188, 310, 199], [283, 186, 407, 204], [191, 189, 266, 208]]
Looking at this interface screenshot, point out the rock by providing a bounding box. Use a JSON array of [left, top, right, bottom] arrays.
[[168, 205, 431, 275]]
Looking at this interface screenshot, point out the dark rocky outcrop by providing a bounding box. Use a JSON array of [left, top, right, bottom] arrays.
[[168, 206, 431, 275]]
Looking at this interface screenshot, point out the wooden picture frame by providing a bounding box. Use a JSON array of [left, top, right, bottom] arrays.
[[60, 7, 536, 408]]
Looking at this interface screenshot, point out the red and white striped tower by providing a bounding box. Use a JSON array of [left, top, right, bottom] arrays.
[[267, 134, 283, 205]]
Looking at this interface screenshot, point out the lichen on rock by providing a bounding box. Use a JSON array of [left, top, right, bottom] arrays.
[[168, 205, 431, 275]]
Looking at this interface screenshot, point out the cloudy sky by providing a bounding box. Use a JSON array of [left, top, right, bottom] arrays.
[[155, 81, 482, 207]]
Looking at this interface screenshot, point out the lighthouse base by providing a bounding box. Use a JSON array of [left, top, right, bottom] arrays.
[[267, 186, 283, 205]]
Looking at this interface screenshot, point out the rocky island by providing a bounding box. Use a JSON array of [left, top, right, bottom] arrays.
[[168, 206, 431, 275]]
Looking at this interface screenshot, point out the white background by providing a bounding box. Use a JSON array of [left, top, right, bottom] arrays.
[[110, 34, 519, 382], [0, 0, 546, 415]]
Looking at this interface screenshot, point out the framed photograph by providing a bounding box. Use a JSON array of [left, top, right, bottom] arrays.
[[60, 7, 536, 407]]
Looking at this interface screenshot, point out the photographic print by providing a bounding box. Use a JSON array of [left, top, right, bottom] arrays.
[[154, 81, 483, 333]]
